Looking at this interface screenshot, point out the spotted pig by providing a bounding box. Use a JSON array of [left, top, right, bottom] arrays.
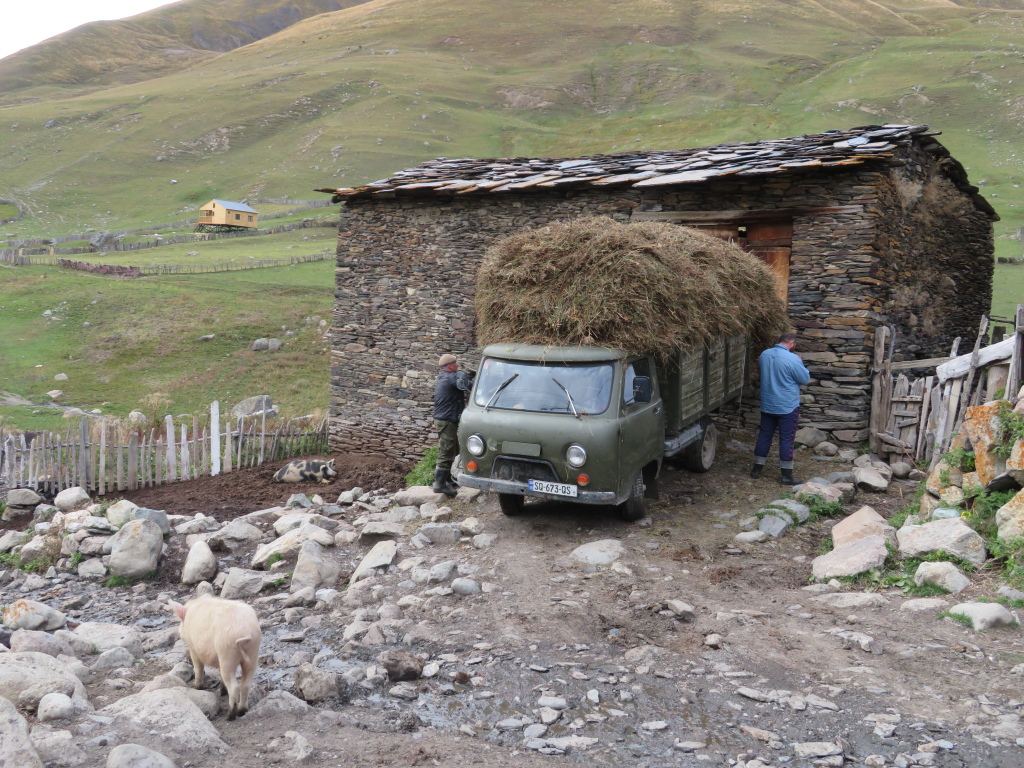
[[273, 458, 337, 484]]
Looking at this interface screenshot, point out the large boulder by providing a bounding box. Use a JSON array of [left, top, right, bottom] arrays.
[[961, 401, 1007, 486], [794, 427, 828, 448], [914, 561, 971, 594], [392, 486, 447, 507], [181, 540, 218, 585], [832, 506, 895, 548], [811, 536, 888, 580], [948, 602, 1017, 630], [853, 467, 889, 493], [18, 534, 61, 567], [230, 395, 273, 419], [208, 519, 265, 551], [0, 697, 43, 768], [291, 540, 340, 593], [220, 567, 274, 599], [3, 600, 66, 631], [53, 487, 91, 512], [293, 663, 339, 703], [73, 622, 144, 657], [350, 540, 398, 584], [9, 630, 74, 658], [897, 518, 987, 567], [107, 519, 164, 578], [0, 652, 89, 711], [251, 523, 334, 568], [995, 489, 1024, 541], [0, 529, 29, 553], [6, 488, 42, 508], [101, 688, 228, 754], [104, 499, 139, 528]]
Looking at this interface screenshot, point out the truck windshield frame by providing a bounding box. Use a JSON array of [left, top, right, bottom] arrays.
[[473, 358, 614, 416]]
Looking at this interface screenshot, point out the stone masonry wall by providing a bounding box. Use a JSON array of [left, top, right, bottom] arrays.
[[872, 146, 994, 358], [331, 156, 991, 461]]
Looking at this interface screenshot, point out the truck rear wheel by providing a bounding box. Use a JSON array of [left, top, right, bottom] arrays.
[[498, 494, 524, 516], [619, 472, 645, 522], [682, 417, 717, 473]]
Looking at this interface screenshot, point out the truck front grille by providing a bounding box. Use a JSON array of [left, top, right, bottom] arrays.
[[491, 456, 559, 484]]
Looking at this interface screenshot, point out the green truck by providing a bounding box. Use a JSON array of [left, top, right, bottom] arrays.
[[455, 335, 747, 521]]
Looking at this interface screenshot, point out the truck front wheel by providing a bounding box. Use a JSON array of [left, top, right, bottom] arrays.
[[619, 472, 645, 522], [498, 494, 524, 516], [682, 417, 717, 473]]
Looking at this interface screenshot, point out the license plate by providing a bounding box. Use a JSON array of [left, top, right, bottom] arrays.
[[528, 479, 578, 497]]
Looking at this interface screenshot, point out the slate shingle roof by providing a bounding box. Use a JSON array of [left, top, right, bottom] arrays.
[[316, 124, 995, 219]]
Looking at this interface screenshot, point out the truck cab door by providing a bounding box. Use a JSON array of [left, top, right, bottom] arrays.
[[619, 357, 664, 499]]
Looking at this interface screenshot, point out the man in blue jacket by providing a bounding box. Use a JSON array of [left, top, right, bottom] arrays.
[[751, 332, 811, 485]]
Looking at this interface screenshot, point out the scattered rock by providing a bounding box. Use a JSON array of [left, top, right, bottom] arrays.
[[53, 487, 90, 512], [106, 743, 177, 768], [914, 561, 970, 594], [948, 602, 1018, 630], [181, 541, 217, 585], [811, 536, 888, 580], [897, 517, 987, 567], [107, 519, 164, 579], [3, 600, 66, 631], [571, 539, 624, 565]]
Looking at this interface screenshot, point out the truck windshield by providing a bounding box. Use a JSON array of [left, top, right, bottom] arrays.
[[473, 358, 614, 415]]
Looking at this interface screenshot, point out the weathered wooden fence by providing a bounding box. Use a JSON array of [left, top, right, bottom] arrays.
[[870, 306, 1024, 466], [0, 403, 328, 496]]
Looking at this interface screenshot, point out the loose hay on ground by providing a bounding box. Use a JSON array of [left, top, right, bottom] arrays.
[[475, 216, 789, 353]]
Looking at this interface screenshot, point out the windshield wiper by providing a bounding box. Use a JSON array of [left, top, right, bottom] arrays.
[[551, 377, 580, 419], [484, 373, 519, 411]]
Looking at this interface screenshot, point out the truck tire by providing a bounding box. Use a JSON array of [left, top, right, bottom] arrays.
[[619, 472, 645, 522], [498, 493, 524, 516], [682, 417, 717, 473]]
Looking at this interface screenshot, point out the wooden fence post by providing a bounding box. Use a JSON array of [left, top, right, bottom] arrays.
[[165, 415, 177, 481], [210, 401, 221, 477]]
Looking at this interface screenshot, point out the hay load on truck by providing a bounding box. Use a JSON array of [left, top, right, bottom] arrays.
[[455, 217, 789, 521]]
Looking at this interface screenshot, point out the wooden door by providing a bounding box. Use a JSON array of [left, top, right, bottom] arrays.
[[745, 221, 793, 305]]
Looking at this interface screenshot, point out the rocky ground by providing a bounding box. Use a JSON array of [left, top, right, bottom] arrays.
[[2, 439, 1024, 768]]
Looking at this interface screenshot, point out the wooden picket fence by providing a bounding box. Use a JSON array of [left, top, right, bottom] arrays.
[[0, 402, 328, 496], [870, 306, 1024, 467]]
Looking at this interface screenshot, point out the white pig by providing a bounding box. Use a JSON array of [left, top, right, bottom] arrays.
[[169, 594, 262, 720]]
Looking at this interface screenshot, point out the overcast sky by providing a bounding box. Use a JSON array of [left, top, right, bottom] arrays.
[[0, 1, 177, 61]]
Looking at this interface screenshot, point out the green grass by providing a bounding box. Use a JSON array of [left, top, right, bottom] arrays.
[[405, 446, 439, 487], [0, 261, 332, 430], [938, 611, 975, 629]]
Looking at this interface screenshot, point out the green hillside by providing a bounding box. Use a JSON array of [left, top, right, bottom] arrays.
[[1, 0, 1024, 245], [3, 0, 1024, 431], [0, 0, 370, 98]]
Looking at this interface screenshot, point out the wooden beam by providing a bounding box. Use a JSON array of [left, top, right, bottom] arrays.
[[889, 356, 953, 371], [630, 205, 864, 224]]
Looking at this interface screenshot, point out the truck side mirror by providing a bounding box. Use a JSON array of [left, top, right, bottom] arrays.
[[632, 376, 652, 404]]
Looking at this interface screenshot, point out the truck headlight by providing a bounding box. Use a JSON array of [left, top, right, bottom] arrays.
[[566, 444, 587, 467], [467, 434, 485, 456]]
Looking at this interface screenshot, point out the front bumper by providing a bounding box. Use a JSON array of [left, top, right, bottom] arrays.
[[456, 473, 617, 505]]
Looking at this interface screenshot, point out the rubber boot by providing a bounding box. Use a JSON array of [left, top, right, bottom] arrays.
[[441, 469, 459, 498], [749, 462, 764, 480], [432, 468, 448, 494], [780, 468, 799, 486]]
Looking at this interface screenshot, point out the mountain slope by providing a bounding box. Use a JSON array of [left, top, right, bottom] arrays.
[[0, 0, 1022, 258], [0, 0, 370, 97]]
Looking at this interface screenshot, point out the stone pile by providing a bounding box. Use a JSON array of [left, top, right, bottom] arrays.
[[0, 488, 168, 582]]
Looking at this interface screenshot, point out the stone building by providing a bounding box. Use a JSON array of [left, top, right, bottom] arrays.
[[318, 124, 996, 462]]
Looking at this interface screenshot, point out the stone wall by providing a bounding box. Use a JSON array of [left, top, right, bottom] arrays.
[[331, 155, 992, 460]]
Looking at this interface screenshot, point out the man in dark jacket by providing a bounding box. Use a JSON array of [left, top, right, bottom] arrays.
[[432, 353, 473, 496], [751, 332, 811, 485]]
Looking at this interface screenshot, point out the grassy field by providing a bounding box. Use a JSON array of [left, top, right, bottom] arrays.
[[0, 260, 333, 431], [61, 226, 336, 268]]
